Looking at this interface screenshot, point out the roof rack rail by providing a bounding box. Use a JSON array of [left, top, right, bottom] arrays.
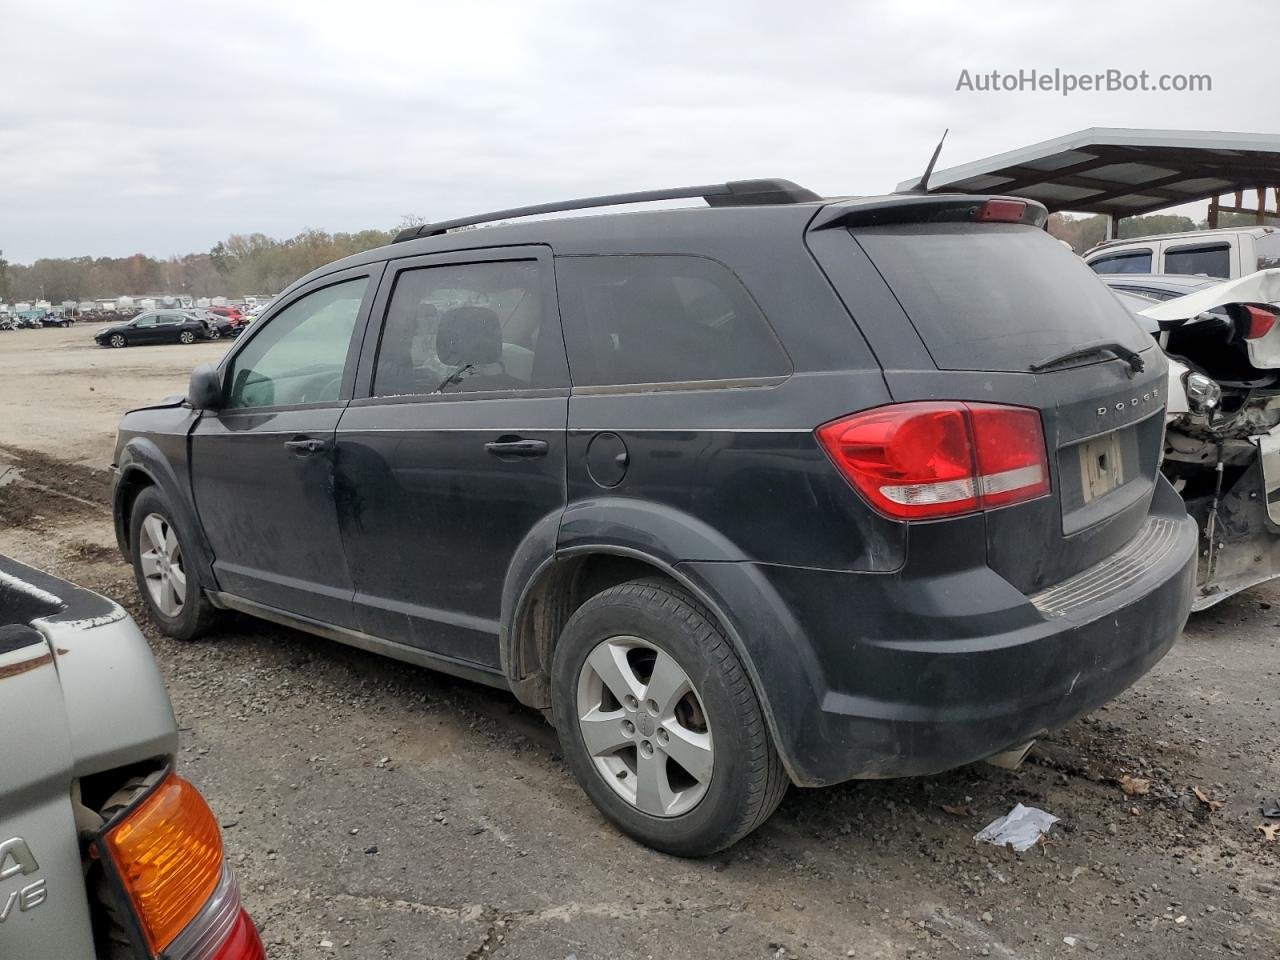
[[392, 178, 821, 242]]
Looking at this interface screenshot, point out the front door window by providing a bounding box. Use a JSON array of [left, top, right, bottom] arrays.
[[226, 278, 369, 408]]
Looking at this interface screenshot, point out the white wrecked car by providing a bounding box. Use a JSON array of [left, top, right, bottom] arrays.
[[1107, 269, 1280, 609]]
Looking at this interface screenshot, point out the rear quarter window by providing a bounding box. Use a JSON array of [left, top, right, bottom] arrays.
[[554, 255, 790, 387], [1255, 232, 1280, 270]]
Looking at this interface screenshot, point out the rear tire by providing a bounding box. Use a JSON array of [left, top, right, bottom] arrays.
[[551, 578, 788, 856], [128, 487, 217, 640]]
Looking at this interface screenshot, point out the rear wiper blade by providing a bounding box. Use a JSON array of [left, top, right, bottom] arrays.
[[1030, 340, 1145, 375]]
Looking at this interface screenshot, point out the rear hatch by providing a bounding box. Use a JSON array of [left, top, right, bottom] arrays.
[[807, 197, 1166, 592]]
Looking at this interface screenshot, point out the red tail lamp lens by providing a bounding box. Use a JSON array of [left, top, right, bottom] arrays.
[[815, 401, 1050, 520], [1243, 305, 1278, 340]]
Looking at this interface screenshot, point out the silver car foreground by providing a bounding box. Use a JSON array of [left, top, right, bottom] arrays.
[[0, 556, 264, 959]]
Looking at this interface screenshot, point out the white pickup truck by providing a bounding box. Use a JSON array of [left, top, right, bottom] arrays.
[[0, 556, 264, 959]]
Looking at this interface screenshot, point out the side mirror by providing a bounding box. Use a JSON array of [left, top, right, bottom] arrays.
[[188, 363, 224, 411]]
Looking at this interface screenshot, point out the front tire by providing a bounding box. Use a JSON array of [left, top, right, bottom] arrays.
[[179, 330, 195, 344], [129, 487, 217, 640], [109, 333, 126, 348], [551, 578, 788, 856]]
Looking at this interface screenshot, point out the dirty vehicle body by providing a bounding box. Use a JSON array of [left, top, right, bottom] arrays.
[[110, 182, 1197, 854], [1110, 270, 1280, 609], [0, 556, 264, 958]]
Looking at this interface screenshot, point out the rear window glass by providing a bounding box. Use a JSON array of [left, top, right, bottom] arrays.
[[1087, 250, 1152, 274], [856, 224, 1150, 373], [1254, 232, 1280, 270], [555, 255, 790, 387], [1163, 243, 1230, 279]]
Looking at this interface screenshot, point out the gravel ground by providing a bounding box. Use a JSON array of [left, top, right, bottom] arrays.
[[1, 327, 1278, 959]]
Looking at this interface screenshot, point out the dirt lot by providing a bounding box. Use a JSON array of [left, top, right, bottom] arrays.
[[1, 325, 1279, 959], [0, 323, 228, 468]]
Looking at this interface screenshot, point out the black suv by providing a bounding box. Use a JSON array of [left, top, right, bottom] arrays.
[[111, 180, 1197, 855]]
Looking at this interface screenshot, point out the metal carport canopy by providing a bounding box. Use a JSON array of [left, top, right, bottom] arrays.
[[895, 127, 1280, 218]]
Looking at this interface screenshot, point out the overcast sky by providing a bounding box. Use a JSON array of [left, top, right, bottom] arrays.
[[3, 0, 1274, 263]]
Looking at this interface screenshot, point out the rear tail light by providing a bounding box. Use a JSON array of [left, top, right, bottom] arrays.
[[1242, 304, 1278, 340], [98, 774, 265, 960], [815, 401, 1050, 520]]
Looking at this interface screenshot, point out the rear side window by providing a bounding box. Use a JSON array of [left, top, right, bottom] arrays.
[[1254, 232, 1280, 270], [372, 260, 560, 396], [1164, 242, 1230, 278], [856, 223, 1150, 373], [1087, 250, 1152, 274], [555, 255, 790, 387]]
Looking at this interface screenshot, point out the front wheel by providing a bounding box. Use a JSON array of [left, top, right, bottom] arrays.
[[179, 330, 195, 344], [551, 578, 788, 856], [109, 333, 126, 348], [129, 487, 217, 640]]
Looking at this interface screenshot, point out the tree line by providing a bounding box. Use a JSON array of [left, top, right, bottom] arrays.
[[0, 224, 415, 304], [1, 210, 1269, 306]]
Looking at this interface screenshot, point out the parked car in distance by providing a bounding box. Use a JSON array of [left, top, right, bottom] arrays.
[[207, 305, 245, 325], [191, 309, 242, 340], [1085, 225, 1280, 280], [94, 310, 208, 348], [111, 180, 1197, 856], [38, 315, 72, 328], [1097, 273, 1222, 305], [0, 554, 265, 959]]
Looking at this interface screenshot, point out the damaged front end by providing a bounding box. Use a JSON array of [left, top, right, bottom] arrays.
[[1138, 270, 1280, 609]]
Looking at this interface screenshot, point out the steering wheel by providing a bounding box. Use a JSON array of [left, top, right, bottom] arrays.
[[299, 373, 344, 404]]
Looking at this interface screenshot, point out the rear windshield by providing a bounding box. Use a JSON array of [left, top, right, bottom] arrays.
[[855, 223, 1151, 373]]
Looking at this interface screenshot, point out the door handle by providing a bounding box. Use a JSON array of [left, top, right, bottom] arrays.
[[284, 437, 329, 455], [484, 437, 549, 459]]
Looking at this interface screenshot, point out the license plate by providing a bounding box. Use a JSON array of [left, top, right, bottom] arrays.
[[1078, 433, 1125, 503]]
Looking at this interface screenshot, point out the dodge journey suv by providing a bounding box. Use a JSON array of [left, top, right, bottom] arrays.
[[110, 180, 1197, 856]]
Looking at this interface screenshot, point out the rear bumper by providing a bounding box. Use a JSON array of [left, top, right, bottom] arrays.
[[688, 482, 1197, 787]]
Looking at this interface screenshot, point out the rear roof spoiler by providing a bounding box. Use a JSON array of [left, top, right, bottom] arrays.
[[809, 194, 1049, 231]]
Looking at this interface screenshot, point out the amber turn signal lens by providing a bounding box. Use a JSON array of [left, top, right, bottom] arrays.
[[103, 774, 224, 952]]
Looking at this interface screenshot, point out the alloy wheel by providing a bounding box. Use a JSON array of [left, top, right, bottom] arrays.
[[180, 331, 195, 344], [138, 512, 186, 618], [110, 333, 125, 348], [576, 636, 713, 817]]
